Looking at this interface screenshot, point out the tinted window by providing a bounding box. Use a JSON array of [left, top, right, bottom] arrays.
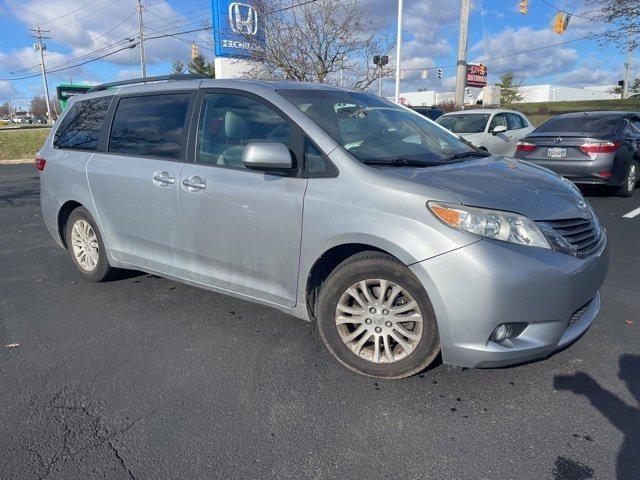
[[536, 115, 621, 135], [436, 113, 489, 133], [54, 96, 112, 150], [197, 93, 292, 169], [109, 94, 190, 160]]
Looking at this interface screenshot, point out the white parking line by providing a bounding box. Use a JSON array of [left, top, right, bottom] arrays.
[[622, 206, 640, 218]]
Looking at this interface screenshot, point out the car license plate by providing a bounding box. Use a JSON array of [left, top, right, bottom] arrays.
[[547, 147, 567, 158]]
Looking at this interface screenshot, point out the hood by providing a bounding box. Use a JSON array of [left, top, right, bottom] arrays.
[[387, 156, 589, 221]]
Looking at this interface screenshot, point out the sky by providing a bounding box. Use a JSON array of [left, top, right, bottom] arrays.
[[0, 0, 634, 110]]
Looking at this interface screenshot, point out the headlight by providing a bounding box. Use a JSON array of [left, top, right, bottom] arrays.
[[428, 202, 551, 249]]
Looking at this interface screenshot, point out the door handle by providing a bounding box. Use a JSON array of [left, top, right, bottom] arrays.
[[182, 176, 206, 192], [152, 171, 175, 186]]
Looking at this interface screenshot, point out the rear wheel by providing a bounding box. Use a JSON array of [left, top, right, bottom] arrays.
[[617, 161, 637, 197], [65, 207, 113, 282], [316, 251, 440, 378]]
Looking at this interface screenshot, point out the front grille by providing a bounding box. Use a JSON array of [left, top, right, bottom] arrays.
[[569, 299, 592, 325], [542, 217, 603, 258]]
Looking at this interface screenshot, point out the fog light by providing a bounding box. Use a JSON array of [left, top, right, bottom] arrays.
[[490, 324, 511, 342], [490, 322, 529, 343]]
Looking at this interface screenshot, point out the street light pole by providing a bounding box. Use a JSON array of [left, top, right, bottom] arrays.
[[137, 0, 147, 78], [454, 0, 470, 108], [394, 0, 404, 103], [623, 41, 633, 99]]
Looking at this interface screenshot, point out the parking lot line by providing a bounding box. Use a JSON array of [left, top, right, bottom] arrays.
[[622, 206, 640, 218]]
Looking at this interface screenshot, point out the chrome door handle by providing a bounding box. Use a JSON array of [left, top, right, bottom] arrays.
[[182, 176, 206, 191], [152, 171, 175, 186]]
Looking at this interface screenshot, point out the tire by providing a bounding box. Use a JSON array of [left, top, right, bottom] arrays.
[[616, 161, 638, 197], [64, 207, 113, 282], [316, 251, 440, 379]]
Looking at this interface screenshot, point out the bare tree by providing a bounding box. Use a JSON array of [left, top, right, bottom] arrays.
[[587, 1, 640, 50], [243, 0, 394, 90], [29, 96, 48, 116]]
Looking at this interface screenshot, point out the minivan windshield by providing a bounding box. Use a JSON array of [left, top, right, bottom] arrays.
[[278, 90, 479, 165], [436, 113, 490, 134]]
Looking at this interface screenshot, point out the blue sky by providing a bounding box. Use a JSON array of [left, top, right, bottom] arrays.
[[0, 0, 632, 110]]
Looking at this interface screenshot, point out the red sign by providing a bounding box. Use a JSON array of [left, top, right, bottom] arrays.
[[466, 64, 487, 88]]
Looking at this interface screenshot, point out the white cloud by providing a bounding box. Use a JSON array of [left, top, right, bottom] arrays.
[[471, 26, 579, 81]]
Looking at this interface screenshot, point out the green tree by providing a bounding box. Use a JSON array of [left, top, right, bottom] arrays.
[[188, 54, 215, 78], [495, 72, 523, 105], [170, 59, 185, 75]]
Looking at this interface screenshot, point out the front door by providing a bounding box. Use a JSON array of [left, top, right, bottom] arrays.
[[485, 113, 514, 156], [178, 91, 307, 307], [87, 92, 193, 272]]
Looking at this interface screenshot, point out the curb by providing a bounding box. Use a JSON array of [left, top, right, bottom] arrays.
[[0, 158, 34, 165]]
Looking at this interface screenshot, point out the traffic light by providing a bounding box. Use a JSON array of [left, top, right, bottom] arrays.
[[373, 55, 389, 66], [552, 12, 567, 34], [437, 68, 443, 79], [519, 0, 528, 15]]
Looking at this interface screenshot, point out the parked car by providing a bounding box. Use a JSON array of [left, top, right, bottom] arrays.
[[436, 109, 534, 156], [515, 111, 640, 197], [37, 76, 608, 378], [410, 106, 445, 120]]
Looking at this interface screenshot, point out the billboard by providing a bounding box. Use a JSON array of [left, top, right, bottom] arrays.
[[466, 64, 487, 88], [212, 1, 265, 58], [56, 84, 91, 110]]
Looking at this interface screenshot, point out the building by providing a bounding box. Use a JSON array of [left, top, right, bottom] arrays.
[[395, 83, 620, 107]]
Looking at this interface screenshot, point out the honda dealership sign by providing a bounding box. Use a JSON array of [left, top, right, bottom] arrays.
[[212, 0, 264, 58]]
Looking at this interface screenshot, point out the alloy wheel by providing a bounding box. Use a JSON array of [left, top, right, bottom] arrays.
[[335, 278, 424, 363], [70, 219, 99, 272]]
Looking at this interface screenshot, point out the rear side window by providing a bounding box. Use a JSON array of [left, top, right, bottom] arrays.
[[507, 113, 526, 129], [108, 94, 191, 160], [54, 96, 112, 150], [536, 116, 620, 135]]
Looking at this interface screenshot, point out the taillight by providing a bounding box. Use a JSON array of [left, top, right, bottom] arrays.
[[516, 141, 535, 152], [579, 141, 621, 156], [35, 155, 46, 171]]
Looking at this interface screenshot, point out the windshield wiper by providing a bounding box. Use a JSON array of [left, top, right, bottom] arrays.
[[362, 157, 440, 167], [444, 150, 491, 161]]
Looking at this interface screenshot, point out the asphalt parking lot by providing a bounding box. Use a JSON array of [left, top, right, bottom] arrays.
[[0, 163, 638, 480]]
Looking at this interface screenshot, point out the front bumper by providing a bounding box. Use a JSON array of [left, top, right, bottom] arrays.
[[410, 235, 608, 368]]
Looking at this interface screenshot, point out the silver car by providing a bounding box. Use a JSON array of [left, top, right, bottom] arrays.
[[436, 109, 535, 156], [37, 76, 608, 378]]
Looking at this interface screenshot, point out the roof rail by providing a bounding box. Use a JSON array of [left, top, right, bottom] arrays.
[[86, 74, 207, 93]]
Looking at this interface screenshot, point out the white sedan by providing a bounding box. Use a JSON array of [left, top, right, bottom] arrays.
[[436, 109, 534, 157]]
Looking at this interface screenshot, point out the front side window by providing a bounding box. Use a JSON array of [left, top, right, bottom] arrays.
[[54, 96, 112, 150], [108, 93, 191, 160], [280, 90, 475, 166], [436, 113, 490, 134], [489, 113, 508, 130], [196, 93, 292, 169]]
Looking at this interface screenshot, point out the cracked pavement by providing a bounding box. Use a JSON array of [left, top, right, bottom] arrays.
[[1, 163, 639, 479]]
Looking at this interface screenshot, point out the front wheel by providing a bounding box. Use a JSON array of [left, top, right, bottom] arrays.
[[616, 161, 637, 197], [316, 251, 440, 378], [65, 207, 113, 282]]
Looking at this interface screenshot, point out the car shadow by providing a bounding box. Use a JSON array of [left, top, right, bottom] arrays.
[[553, 354, 640, 480]]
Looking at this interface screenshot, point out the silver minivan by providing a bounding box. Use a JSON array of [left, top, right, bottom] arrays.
[[38, 76, 608, 378]]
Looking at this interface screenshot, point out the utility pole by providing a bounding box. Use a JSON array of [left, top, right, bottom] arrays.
[[137, 0, 147, 78], [623, 41, 633, 99], [30, 25, 52, 123], [394, 0, 404, 103], [454, 0, 470, 108]]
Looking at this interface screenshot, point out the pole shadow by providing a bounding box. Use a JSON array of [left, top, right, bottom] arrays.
[[553, 354, 640, 480]]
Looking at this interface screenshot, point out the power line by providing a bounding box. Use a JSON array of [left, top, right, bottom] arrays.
[[539, 0, 597, 21], [45, 0, 99, 25]]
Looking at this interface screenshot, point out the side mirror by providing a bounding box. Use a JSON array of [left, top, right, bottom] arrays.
[[242, 142, 293, 171], [491, 125, 507, 135]]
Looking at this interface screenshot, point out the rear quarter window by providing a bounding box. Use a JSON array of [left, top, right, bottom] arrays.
[[54, 96, 113, 150]]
